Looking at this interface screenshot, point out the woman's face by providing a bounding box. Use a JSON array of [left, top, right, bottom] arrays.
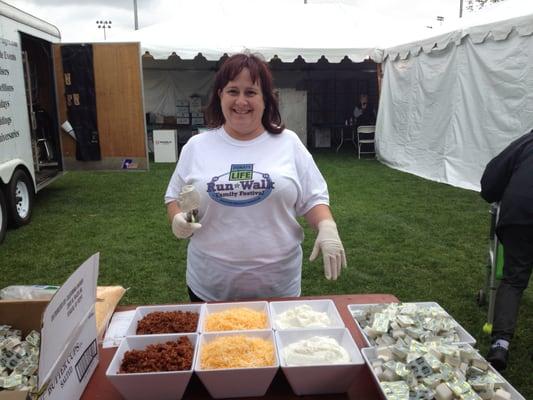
[[219, 68, 265, 140]]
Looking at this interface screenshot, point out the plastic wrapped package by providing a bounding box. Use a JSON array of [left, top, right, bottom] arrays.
[[0, 285, 59, 300]]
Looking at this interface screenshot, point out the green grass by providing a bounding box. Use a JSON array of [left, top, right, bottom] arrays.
[[1, 152, 531, 398]]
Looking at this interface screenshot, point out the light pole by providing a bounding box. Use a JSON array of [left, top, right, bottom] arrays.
[[459, 0, 464, 18], [133, 0, 139, 30], [96, 20, 112, 40]]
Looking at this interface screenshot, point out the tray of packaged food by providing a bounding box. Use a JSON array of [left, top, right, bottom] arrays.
[[348, 302, 476, 348], [361, 341, 525, 400]]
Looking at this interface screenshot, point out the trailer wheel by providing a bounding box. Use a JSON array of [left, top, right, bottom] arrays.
[[0, 189, 6, 243], [6, 169, 34, 228]]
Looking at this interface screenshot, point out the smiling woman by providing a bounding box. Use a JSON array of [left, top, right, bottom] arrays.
[[206, 53, 283, 137], [218, 68, 265, 140], [164, 53, 347, 303]]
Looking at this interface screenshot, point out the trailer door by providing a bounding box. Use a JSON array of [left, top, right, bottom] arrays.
[[53, 42, 148, 170]]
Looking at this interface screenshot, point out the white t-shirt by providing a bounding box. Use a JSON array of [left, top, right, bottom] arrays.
[[164, 126, 329, 301]]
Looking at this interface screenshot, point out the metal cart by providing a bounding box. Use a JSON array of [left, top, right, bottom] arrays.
[[477, 203, 505, 334]]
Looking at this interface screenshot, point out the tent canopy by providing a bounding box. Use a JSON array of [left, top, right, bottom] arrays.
[[115, 0, 437, 63], [383, 0, 533, 60]]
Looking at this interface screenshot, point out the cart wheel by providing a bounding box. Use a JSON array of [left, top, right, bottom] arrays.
[[476, 289, 486, 306], [482, 323, 493, 335]]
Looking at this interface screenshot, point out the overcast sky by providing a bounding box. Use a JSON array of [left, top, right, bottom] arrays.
[[6, 0, 489, 43]]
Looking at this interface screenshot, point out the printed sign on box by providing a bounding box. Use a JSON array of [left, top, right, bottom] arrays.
[[0, 253, 100, 400], [153, 129, 178, 163]]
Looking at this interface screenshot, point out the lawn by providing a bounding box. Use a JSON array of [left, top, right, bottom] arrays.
[[1, 152, 531, 398]]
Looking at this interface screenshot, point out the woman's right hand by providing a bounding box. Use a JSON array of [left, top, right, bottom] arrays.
[[172, 212, 202, 239]]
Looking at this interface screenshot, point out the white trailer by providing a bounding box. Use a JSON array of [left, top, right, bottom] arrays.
[[0, 1, 62, 243]]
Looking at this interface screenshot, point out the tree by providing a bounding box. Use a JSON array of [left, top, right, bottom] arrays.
[[466, 0, 505, 12]]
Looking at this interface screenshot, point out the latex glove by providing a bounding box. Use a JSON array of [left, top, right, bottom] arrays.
[[309, 219, 347, 280], [172, 212, 202, 239]]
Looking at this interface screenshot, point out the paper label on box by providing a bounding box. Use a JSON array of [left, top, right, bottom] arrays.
[[40, 311, 99, 400], [39, 254, 99, 386]]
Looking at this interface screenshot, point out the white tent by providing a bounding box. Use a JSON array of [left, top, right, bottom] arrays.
[[376, 0, 533, 191], [123, 0, 429, 127], [115, 0, 442, 62]]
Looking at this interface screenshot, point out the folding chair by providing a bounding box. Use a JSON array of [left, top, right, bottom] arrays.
[[357, 125, 376, 159]]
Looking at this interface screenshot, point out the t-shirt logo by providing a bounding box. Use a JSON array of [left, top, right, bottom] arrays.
[[207, 163, 275, 207]]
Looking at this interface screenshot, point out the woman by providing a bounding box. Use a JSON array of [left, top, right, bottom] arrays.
[[165, 53, 346, 302], [353, 94, 376, 126]]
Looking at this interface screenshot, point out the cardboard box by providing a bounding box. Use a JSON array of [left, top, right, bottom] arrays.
[[190, 112, 204, 118], [176, 107, 189, 115], [176, 100, 188, 107], [189, 97, 202, 113], [190, 117, 204, 126], [176, 111, 189, 118], [0, 254, 100, 400], [163, 116, 177, 125], [153, 129, 178, 163], [176, 117, 190, 125]]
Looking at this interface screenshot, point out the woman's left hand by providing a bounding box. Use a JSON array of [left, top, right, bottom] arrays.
[[309, 220, 347, 280]]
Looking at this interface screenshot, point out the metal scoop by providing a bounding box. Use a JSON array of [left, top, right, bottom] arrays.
[[178, 185, 200, 223]]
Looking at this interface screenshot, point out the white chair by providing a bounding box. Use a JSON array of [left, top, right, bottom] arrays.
[[356, 125, 376, 159]]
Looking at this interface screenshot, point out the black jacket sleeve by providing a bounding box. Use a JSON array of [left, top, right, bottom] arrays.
[[480, 131, 533, 203]]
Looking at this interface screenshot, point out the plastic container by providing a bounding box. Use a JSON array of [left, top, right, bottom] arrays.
[[0, 285, 59, 300]]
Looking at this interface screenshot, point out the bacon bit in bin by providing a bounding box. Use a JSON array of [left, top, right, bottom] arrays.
[[119, 337, 193, 373], [136, 311, 199, 334]]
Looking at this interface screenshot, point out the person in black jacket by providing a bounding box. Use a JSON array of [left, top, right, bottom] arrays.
[[480, 129, 533, 371], [353, 94, 376, 126]]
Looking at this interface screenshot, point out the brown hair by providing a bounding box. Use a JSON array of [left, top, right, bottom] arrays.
[[205, 53, 285, 134]]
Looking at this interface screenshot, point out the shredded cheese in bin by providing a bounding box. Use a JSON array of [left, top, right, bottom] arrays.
[[200, 335, 275, 369], [204, 307, 267, 331]]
